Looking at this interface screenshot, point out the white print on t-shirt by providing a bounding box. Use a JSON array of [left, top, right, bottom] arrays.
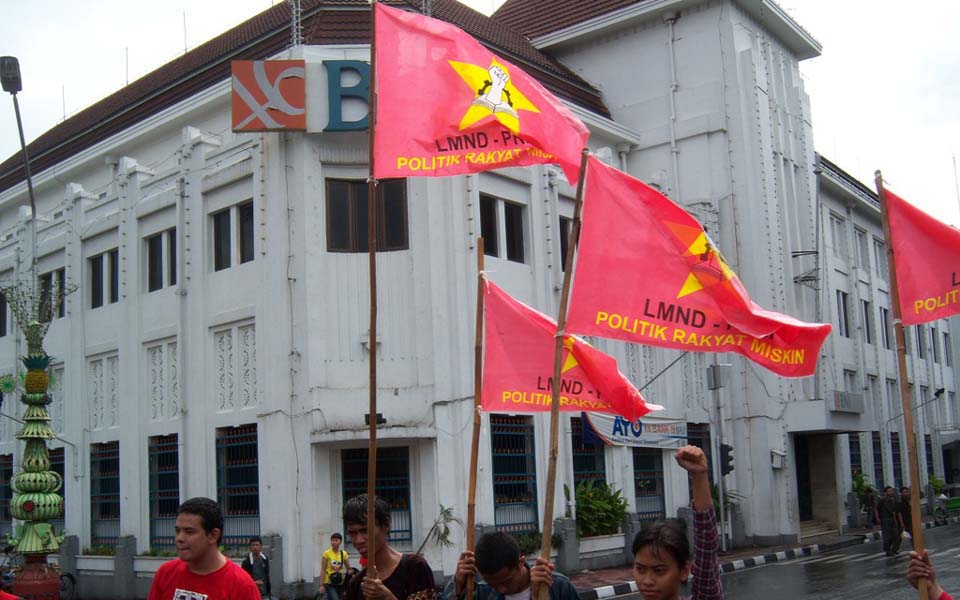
[[173, 589, 209, 600], [504, 588, 531, 600]]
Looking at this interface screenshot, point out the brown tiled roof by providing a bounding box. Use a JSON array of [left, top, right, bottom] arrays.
[[494, 0, 640, 39], [0, 0, 607, 195]]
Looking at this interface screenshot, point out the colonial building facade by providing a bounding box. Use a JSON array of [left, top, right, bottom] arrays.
[[0, 0, 955, 595]]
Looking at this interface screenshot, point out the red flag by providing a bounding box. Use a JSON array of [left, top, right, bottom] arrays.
[[482, 278, 661, 421], [886, 188, 960, 325], [566, 156, 831, 377], [373, 3, 589, 184]]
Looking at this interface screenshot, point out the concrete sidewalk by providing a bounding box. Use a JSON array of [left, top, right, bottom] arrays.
[[569, 515, 960, 600]]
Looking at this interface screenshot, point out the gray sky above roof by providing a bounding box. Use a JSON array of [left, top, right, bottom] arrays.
[[1, 0, 957, 223]]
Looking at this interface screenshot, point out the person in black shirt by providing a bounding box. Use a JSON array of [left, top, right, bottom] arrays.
[[878, 486, 904, 556]]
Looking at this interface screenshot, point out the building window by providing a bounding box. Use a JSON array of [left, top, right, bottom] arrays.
[[890, 432, 903, 489], [558, 216, 572, 272], [948, 392, 958, 427], [480, 194, 526, 264], [39, 268, 66, 320], [924, 434, 934, 476], [836, 290, 850, 338], [873, 237, 887, 279], [239, 202, 254, 264], [849, 435, 863, 477], [944, 332, 953, 367], [91, 254, 103, 308], [633, 448, 666, 522], [871, 432, 884, 488], [916, 326, 926, 359], [90, 441, 121, 548], [50, 448, 65, 533], [829, 213, 847, 260], [326, 179, 408, 253], [147, 229, 177, 292], [886, 379, 900, 419], [0, 454, 12, 540], [0, 292, 6, 337], [880, 307, 892, 350], [904, 327, 912, 355], [216, 424, 260, 549], [341, 447, 412, 543], [685, 423, 714, 488], [861, 300, 873, 344], [109, 249, 119, 303], [90, 250, 119, 308], [931, 328, 941, 363], [571, 417, 605, 485], [854, 227, 869, 269], [480, 195, 498, 257], [490, 415, 538, 533], [844, 370, 859, 398], [149, 434, 180, 550], [212, 200, 259, 271]]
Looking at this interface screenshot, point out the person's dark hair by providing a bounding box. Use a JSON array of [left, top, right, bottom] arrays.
[[250, 536, 262, 544], [343, 494, 391, 528], [331, 532, 343, 540], [475, 532, 521, 575], [885, 486, 895, 493], [632, 519, 690, 568], [178, 497, 224, 544], [900, 487, 909, 493]]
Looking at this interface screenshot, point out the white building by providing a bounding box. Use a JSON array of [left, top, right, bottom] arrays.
[[0, 0, 956, 595]]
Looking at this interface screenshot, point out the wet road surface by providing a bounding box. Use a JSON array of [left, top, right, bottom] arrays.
[[625, 522, 960, 599]]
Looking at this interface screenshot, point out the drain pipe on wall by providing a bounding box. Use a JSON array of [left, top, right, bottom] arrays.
[[664, 12, 682, 202]]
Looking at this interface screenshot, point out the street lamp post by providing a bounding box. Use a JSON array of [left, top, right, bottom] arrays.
[[1, 56, 39, 280], [2, 55, 64, 600]]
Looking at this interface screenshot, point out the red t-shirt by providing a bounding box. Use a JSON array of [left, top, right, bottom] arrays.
[[0, 592, 20, 600], [147, 557, 261, 600]]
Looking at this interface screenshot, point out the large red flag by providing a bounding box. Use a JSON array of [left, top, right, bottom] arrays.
[[373, 3, 589, 184], [886, 188, 960, 325], [482, 279, 661, 420], [567, 157, 831, 377]]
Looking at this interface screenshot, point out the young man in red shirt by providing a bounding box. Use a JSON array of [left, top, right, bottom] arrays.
[[148, 497, 262, 600]]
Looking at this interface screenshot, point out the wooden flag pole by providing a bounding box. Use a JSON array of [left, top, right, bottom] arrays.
[[875, 170, 928, 600], [366, 0, 380, 578], [537, 150, 590, 600], [466, 237, 485, 600]]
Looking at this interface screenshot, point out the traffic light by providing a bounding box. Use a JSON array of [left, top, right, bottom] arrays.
[[720, 443, 734, 476]]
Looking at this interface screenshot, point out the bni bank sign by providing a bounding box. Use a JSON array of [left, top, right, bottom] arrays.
[[231, 57, 373, 133]]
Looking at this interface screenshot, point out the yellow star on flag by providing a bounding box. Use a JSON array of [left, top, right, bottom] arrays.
[[561, 337, 580, 374], [664, 222, 737, 299], [448, 59, 540, 134]]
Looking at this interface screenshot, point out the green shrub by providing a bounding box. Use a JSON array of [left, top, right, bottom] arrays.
[[82, 545, 117, 556], [575, 480, 629, 538], [513, 532, 563, 556], [929, 473, 946, 495]]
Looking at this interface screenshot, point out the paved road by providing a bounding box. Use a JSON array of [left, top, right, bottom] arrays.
[[623, 523, 960, 599]]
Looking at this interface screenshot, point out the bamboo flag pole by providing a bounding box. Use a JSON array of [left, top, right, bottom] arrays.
[[366, 0, 381, 578], [466, 237, 485, 600], [537, 149, 590, 600], [875, 170, 928, 600]]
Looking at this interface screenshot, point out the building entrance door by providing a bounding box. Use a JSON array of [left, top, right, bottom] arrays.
[[795, 434, 813, 521]]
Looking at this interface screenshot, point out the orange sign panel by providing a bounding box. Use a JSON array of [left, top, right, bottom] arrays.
[[231, 60, 306, 132]]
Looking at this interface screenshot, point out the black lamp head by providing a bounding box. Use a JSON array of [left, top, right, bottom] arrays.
[[0, 56, 22, 94]]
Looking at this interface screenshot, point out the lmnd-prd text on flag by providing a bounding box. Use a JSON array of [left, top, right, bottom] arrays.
[[373, 3, 589, 184], [885, 188, 960, 325], [483, 278, 661, 421], [566, 156, 831, 378]]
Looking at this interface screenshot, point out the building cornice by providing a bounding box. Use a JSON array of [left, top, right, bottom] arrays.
[[531, 0, 821, 61]]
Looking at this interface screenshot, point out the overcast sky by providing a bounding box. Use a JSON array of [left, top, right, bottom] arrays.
[[1, 0, 958, 223]]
